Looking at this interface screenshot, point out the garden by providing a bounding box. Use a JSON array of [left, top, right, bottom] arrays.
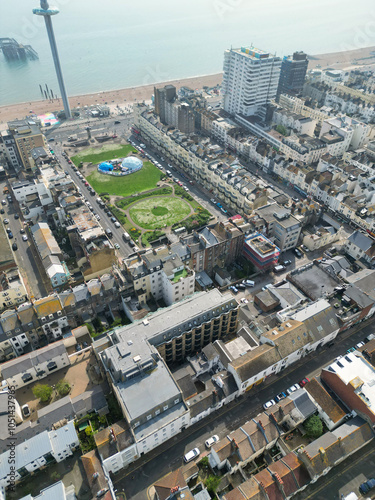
[[129, 196, 192, 230], [71, 143, 136, 167]]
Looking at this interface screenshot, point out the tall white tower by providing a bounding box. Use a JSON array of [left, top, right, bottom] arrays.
[[222, 46, 281, 120], [33, 0, 71, 119]]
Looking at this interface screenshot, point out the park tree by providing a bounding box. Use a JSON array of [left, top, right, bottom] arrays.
[[32, 383, 53, 403], [305, 414, 323, 439], [56, 379, 71, 397]]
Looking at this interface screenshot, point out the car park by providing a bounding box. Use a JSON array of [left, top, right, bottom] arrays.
[[287, 384, 300, 395], [205, 435, 219, 449], [263, 399, 276, 410], [22, 404, 30, 418], [183, 448, 200, 463], [299, 377, 310, 387]]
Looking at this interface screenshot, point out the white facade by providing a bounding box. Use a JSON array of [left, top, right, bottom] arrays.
[[222, 47, 281, 119], [320, 115, 369, 151], [0, 420, 78, 488], [101, 443, 139, 475]]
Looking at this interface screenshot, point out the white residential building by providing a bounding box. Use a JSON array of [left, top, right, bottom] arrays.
[[0, 420, 79, 489], [222, 46, 281, 120]]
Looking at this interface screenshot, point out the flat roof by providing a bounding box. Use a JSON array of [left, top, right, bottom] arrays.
[[289, 263, 339, 300]]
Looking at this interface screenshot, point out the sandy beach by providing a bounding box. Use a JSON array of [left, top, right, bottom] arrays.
[[1, 45, 375, 125]]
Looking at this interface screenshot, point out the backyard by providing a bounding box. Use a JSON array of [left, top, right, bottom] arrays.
[[87, 160, 163, 197]]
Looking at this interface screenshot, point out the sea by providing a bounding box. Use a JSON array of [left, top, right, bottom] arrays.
[[0, 0, 374, 106]]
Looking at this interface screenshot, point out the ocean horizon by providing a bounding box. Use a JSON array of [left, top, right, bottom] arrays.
[[1, 0, 374, 106]]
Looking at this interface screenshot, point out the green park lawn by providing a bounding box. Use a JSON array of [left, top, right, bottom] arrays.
[[129, 196, 191, 230], [71, 143, 136, 166], [87, 161, 163, 197]]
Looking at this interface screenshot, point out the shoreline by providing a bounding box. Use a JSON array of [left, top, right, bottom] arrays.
[[1, 45, 375, 124]]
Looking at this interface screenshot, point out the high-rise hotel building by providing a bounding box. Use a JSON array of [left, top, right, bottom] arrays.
[[222, 46, 281, 120]]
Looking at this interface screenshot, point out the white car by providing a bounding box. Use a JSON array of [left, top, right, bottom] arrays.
[[22, 235, 28, 241], [240, 298, 249, 304], [22, 404, 30, 418], [95, 214, 101, 220], [263, 399, 276, 410], [114, 221, 121, 228], [183, 447, 200, 463], [205, 435, 219, 449], [286, 384, 300, 395], [114, 243, 120, 249], [356, 341, 365, 349]]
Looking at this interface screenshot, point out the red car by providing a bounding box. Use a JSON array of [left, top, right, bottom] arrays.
[[84, 181, 89, 186], [299, 377, 310, 387]]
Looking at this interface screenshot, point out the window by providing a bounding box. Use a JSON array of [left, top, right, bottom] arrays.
[[174, 398, 179, 405], [163, 405, 168, 411], [155, 409, 160, 416], [147, 415, 152, 421]]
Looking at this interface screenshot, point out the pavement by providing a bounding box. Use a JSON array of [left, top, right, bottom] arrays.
[[113, 319, 375, 500]]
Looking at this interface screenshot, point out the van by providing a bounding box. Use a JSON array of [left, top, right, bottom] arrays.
[[105, 228, 113, 238], [166, 170, 172, 177], [243, 280, 255, 287], [274, 265, 286, 273], [123, 232, 130, 241]]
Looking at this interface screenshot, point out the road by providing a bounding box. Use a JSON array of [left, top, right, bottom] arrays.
[[113, 320, 375, 500], [52, 148, 135, 260], [294, 440, 375, 500], [0, 181, 48, 298]]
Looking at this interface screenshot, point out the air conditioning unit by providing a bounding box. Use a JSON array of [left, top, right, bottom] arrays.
[[41, 317, 46, 322], [48, 314, 54, 320], [57, 311, 62, 317]]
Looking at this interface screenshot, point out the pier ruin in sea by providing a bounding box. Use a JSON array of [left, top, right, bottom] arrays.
[[0, 38, 39, 61]]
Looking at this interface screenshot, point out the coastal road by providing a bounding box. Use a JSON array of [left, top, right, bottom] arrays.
[[0, 181, 48, 298], [114, 320, 375, 500]]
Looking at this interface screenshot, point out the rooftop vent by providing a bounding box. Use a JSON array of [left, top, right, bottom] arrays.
[[133, 355, 141, 363], [127, 340, 133, 346], [143, 319, 149, 326]]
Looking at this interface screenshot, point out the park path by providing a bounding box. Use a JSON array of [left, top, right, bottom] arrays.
[[111, 182, 196, 248]]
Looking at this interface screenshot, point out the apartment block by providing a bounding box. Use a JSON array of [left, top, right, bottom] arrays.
[[124, 246, 195, 307], [7, 120, 47, 172], [276, 51, 308, 100], [222, 46, 281, 120]]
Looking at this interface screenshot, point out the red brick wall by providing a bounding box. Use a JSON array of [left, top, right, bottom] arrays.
[[321, 369, 375, 424]]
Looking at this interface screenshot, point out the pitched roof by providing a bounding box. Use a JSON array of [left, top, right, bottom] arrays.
[[347, 231, 373, 252], [304, 379, 346, 424], [153, 468, 187, 500], [287, 389, 316, 419], [230, 344, 281, 382]]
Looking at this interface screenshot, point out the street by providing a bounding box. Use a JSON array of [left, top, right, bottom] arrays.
[[113, 320, 375, 500], [0, 180, 48, 298]]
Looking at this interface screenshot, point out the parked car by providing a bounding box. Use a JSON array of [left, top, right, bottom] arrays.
[[114, 243, 120, 249], [243, 280, 255, 287], [111, 217, 117, 223], [356, 341, 365, 349], [3, 219, 9, 224], [8, 232, 13, 239], [22, 235, 28, 241], [114, 221, 121, 228], [0, 209, 4, 215], [183, 448, 200, 463], [299, 377, 310, 387], [283, 260, 292, 266], [22, 404, 30, 418], [75, 344, 82, 354], [96, 489, 108, 498], [20, 228, 25, 234], [287, 384, 300, 395], [237, 284, 246, 290], [12, 242, 17, 250], [274, 392, 287, 402], [359, 478, 375, 494], [229, 286, 238, 294], [1, 200, 6, 205], [294, 248, 303, 258], [263, 399, 276, 410], [205, 435, 219, 449], [14, 214, 19, 219]]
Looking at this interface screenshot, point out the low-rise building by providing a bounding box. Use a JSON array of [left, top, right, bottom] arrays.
[[302, 224, 343, 251], [321, 351, 375, 425], [0, 341, 70, 390], [243, 233, 280, 271], [304, 378, 347, 430], [0, 420, 79, 489], [344, 231, 375, 266]]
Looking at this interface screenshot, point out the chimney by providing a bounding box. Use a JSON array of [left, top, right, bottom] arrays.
[[303, 449, 313, 460]]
